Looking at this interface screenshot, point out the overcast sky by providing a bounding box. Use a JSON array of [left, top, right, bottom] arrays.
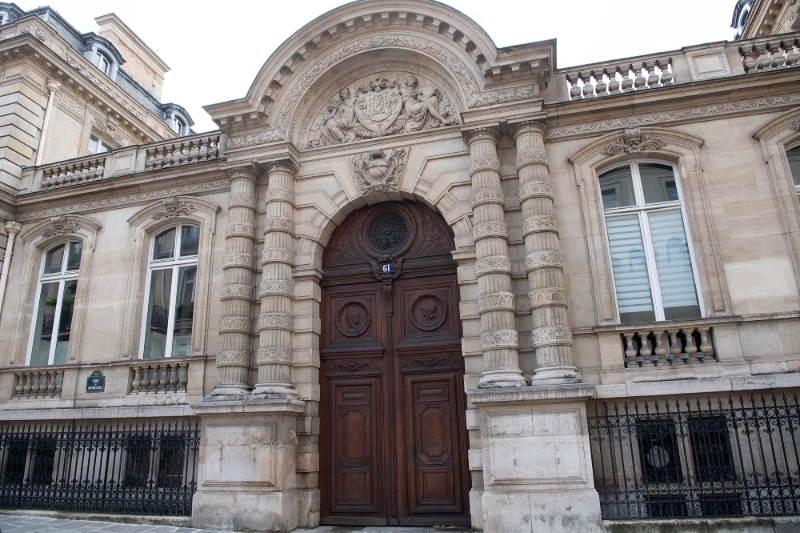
[[14, 0, 738, 132]]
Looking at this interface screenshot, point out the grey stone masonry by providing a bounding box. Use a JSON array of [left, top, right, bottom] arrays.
[[464, 126, 526, 388], [511, 120, 580, 384]]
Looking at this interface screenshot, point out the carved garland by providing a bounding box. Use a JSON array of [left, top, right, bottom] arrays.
[[600, 128, 665, 156], [41, 216, 80, 237]]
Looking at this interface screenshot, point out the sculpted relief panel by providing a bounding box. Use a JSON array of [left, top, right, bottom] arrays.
[[307, 74, 459, 148]]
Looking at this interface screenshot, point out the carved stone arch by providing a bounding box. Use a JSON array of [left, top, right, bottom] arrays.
[[753, 108, 800, 294], [8, 214, 102, 366], [122, 196, 221, 360], [567, 126, 731, 324]]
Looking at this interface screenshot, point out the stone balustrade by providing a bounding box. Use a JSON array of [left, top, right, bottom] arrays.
[[739, 37, 800, 72], [130, 361, 189, 394], [621, 326, 715, 368], [29, 132, 223, 191], [13, 369, 63, 398], [565, 58, 674, 100]]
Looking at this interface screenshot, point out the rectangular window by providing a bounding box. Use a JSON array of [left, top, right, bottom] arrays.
[[30, 439, 56, 485], [124, 434, 152, 488], [3, 438, 28, 484], [786, 146, 800, 199], [636, 418, 683, 483], [87, 135, 110, 155], [157, 436, 185, 488], [600, 163, 702, 323], [688, 416, 735, 483]]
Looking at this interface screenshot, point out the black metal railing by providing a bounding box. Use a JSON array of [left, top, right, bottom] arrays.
[[588, 393, 800, 519], [0, 419, 199, 516]]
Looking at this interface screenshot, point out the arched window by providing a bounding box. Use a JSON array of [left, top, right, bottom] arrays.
[[95, 52, 112, 77], [785, 145, 800, 199], [172, 117, 185, 136], [28, 241, 83, 366], [140, 224, 200, 359], [599, 162, 702, 323]]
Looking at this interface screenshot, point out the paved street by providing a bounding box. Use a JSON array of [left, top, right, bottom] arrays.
[[0, 514, 464, 533]]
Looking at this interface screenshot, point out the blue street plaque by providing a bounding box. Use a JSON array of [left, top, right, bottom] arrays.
[[86, 370, 105, 393]]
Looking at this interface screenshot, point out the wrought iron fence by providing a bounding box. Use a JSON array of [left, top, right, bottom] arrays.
[[0, 418, 199, 516], [588, 393, 800, 519]]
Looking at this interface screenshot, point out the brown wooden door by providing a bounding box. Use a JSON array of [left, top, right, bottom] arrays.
[[320, 202, 469, 527]]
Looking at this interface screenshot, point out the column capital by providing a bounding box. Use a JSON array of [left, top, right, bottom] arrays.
[[45, 79, 61, 93], [263, 158, 299, 176], [4, 221, 21, 235], [509, 119, 546, 140], [462, 125, 500, 146], [224, 163, 261, 182]]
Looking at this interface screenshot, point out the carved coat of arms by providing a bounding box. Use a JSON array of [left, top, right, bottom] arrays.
[[308, 75, 458, 148], [351, 149, 406, 193]]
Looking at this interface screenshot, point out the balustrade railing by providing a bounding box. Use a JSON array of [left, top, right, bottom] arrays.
[[13, 370, 63, 399], [566, 59, 674, 100], [740, 37, 800, 72], [130, 361, 189, 394], [621, 326, 715, 368], [144, 135, 220, 170], [41, 156, 105, 189]]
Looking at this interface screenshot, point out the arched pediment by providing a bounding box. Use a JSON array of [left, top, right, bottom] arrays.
[[209, 0, 553, 149]]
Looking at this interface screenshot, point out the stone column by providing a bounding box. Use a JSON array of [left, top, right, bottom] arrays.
[[213, 165, 259, 396], [253, 159, 298, 398], [511, 120, 579, 384], [464, 127, 525, 388]]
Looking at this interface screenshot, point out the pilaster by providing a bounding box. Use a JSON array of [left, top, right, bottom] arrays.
[[254, 158, 299, 398], [510, 120, 580, 384], [212, 165, 260, 396], [463, 126, 525, 388]]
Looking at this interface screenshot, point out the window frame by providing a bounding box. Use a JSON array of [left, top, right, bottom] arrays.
[[87, 134, 111, 155], [95, 51, 112, 77], [785, 143, 800, 198], [599, 161, 705, 323], [25, 240, 83, 367], [138, 223, 200, 360]]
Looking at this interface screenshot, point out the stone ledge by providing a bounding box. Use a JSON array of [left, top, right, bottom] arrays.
[[467, 382, 596, 404], [0, 404, 195, 421], [192, 396, 305, 415], [595, 372, 800, 399], [604, 516, 799, 533]]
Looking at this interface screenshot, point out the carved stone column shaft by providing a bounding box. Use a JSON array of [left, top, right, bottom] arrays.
[[213, 166, 258, 395], [512, 121, 579, 383], [254, 161, 297, 397], [465, 127, 525, 388]]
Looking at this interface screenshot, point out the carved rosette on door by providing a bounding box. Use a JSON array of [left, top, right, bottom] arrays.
[[320, 201, 469, 527]]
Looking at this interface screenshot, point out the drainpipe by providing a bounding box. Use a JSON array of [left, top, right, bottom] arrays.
[[34, 79, 61, 167], [0, 221, 22, 319]]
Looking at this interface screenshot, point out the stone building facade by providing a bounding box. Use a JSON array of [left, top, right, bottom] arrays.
[[0, 1, 799, 532]]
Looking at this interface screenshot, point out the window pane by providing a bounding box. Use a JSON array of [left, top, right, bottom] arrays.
[[640, 163, 678, 204], [647, 209, 701, 320], [43, 244, 65, 275], [787, 146, 800, 187], [124, 434, 152, 488], [30, 282, 59, 366], [180, 225, 200, 257], [172, 266, 196, 357], [599, 166, 636, 209], [53, 280, 77, 365], [606, 214, 656, 323], [153, 228, 176, 260], [66, 242, 82, 271], [142, 269, 173, 360]]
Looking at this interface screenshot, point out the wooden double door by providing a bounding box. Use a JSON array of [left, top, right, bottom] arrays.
[[320, 269, 469, 526]]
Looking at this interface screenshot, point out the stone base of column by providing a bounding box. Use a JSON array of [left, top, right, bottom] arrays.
[[530, 366, 581, 385], [252, 382, 298, 399], [467, 383, 603, 533], [478, 369, 527, 388], [191, 397, 304, 532]]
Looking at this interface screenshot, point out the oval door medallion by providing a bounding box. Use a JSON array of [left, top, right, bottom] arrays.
[[336, 301, 371, 337], [410, 293, 447, 331]]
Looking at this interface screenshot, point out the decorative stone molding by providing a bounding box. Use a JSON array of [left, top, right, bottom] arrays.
[[222, 252, 254, 269], [218, 317, 252, 334], [600, 127, 665, 156], [228, 193, 258, 209], [525, 250, 564, 272], [225, 223, 256, 239], [515, 149, 549, 171], [227, 130, 283, 150], [522, 215, 559, 238], [263, 217, 295, 236], [224, 165, 260, 182], [220, 284, 255, 301], [462, 126, 500, 146], [473, 221, 508, 242], [478, 292, 515, 314], [470, 187, 505, 208], [256, 347, 293, 364], [265, 187, 296, 205], [262, 248, 293, 265], [259, 280, 295, 298], [468, 156, 501, 177], [264, 159, 300, 176], [480, 330, 520, 350], [216, 350, 251, 365], [41, 216, 80, 237], [528, 288, 568, 310], [127, 196, 221, 230], [22, 178, 231, 222], [531, 326, 574, 347], [474, 256, 513, 277], [351, 149, 407, 193], [519, 182, 554, 202], [467, 383, 596, 404], [257, 312, 294, 331]]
